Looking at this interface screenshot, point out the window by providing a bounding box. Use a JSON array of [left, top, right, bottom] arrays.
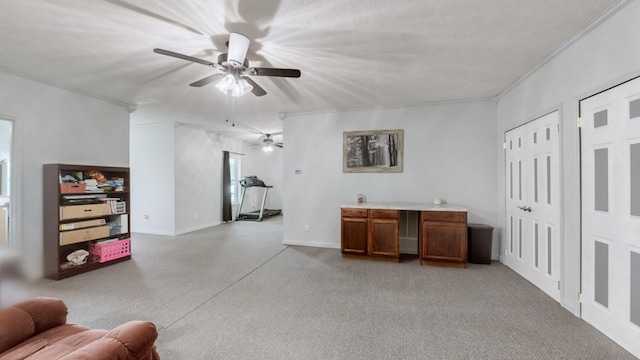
[[229, 157, 241, 204]]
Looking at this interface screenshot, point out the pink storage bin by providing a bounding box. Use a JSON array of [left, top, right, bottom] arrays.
[[88, 238, 130, 263]]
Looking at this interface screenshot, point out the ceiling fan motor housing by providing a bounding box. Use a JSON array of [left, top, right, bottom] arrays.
[[227, 32, 250, 65], [218, 53, 249, 69]]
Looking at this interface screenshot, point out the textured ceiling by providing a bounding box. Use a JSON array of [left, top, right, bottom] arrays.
[[0, 0, 621, 140]]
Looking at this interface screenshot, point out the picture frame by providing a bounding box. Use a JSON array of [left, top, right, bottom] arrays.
[[343, 129, 404, 173]]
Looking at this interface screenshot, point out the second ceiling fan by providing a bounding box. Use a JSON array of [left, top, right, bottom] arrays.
[[154, 33, 301, 97]]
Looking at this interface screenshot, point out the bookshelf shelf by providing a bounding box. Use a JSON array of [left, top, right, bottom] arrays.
[[43, 164, 131, 280]]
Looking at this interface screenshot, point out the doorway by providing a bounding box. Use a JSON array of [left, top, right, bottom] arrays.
[[504, 111, 562, 302], [0, 119, 12, 247], [579, 76, 640, 358]]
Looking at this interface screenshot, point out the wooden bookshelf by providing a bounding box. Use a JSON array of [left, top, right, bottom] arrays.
[[43, 164, 131, 280]]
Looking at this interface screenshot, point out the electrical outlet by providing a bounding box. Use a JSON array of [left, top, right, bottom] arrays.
[[193, 213, 198, 220], [304, 224, 310, 232], [144, 214, 149, 220]]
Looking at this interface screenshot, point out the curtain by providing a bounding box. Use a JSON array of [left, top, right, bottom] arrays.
[[222, 151, 232, 222]]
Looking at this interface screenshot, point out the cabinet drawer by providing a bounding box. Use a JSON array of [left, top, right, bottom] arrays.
[[369, 209, 398, 219], [342, 208, 368, 218], [60, 204, 111, 220], [59, 225, 110, 246], [421, 211, 466, 223]]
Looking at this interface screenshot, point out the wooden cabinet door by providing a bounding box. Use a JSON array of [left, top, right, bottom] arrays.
[[420, 211, 467, 267], [421, 220, 467, 263], [369, 218, 399, 257], [341, 217, 368, 254]]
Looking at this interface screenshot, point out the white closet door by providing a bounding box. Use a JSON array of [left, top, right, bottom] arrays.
[[581, 77, 640, 358], [504, 111, 561, 302]]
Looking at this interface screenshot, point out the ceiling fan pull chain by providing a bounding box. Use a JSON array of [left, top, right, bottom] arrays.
[[225, 91, 230, 123], [232, 95, 236, 127]]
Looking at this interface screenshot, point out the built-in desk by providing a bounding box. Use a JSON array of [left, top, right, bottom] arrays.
[[341, 203, 468, 268]]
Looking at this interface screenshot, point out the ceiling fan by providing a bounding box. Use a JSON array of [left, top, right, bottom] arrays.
[[154, 33, 301, 97], [247, 132, 283, 152], [262, 133, 283, 148], [260, 133, 283, 152]]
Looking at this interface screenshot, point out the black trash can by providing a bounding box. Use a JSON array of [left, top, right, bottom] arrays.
[[467, 223, 494, 264]]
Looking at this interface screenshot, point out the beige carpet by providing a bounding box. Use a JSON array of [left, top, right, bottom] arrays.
[[16, 217, 636, 359]]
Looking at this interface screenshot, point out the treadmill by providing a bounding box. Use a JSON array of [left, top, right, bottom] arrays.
[[236, 176, 281, 221]]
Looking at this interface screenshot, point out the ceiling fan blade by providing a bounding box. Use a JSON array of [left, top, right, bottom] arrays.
[[154, 48, 216, 67], [275, 143, 283, 148], [252, 68, 301, 78], [190, 73, 225, 87], [243, 77, 267, 97], [227, 33, 250, 65]]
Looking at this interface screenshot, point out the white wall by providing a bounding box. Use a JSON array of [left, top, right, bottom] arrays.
[[130, 122, 175, 235], [175, 125, 217, 233], [496, 1, 640, 315], [0, 70, 130, 278], [283, 100, 498, 253], [174, 125, 243, 234], [130, 105, 244, 235], [240, 145, 283, 212]]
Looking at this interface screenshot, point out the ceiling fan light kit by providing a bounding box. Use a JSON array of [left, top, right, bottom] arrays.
[[259, 133, 283, 152], [261, 135, 274, 152], [214, 73, 236, 92], [214, 71, 254, 97], [231, 78, 253, 97], [154, 32, 301, 98]]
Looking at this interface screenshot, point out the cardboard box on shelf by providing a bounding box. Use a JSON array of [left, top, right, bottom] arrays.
[[59, 203, 111, 220], [60, 183, 86, 194], [59, 218, 107, 231], [59, 225, 110, 246]]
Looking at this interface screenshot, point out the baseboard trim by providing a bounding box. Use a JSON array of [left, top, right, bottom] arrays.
[[174, 222, 221, 236], [282, 239, 340, 249], [131, 229, 176, 236], [133, 222, 221, 236]]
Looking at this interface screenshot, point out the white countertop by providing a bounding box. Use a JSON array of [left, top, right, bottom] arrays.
[[341, 202, 467, 212]]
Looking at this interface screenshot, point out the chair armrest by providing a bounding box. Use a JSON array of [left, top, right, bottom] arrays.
[[105, 320, 159, 359], [0, 307, 36, 354], [59, 337, 129, 360], [0, 297, 67, 354], [60, 322, 160, 360], [14, 297, 68, 334]]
